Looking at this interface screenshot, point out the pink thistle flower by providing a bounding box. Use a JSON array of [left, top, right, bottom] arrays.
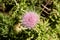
[[22, 11, 39, 29]]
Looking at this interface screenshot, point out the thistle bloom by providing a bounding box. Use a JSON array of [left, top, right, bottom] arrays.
[[22, 11, 39, 29]]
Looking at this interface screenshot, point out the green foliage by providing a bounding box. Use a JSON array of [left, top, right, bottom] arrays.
[[0, 0, 60, 40]]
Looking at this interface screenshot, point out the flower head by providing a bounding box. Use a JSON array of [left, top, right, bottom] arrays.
[[22, 11, 39, 29]]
